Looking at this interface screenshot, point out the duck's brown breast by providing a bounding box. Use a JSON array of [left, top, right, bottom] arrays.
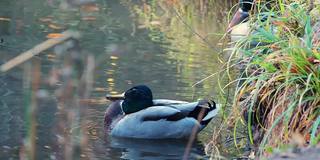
[[104, 100, 124, 131]]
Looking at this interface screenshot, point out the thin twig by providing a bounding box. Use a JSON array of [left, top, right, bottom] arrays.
[[183, 108, 206, 160], [0, 30, 80, 72]]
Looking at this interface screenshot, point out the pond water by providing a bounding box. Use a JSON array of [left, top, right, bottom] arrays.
[[0, 0, 236, 159]]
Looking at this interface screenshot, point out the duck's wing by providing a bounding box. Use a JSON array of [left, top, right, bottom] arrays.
[[152, 99, 200, 116], [153, 99, 188, 106], [153, 99, 220, 121], [139, 106, 186, 122], [163, 100, 220, 127]]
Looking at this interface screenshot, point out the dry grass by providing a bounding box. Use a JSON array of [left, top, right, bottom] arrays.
[[223, 0, 320, 156]]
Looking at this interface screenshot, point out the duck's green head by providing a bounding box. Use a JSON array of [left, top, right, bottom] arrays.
[[122, 85, 153, 114], [240, 0, 253, 12]]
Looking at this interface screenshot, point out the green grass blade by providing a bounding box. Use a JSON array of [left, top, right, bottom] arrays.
[[305, 16, 312, 49], [310, 116, 320, 146]]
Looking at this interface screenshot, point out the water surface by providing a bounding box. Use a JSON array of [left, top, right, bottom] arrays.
[[0, 0, 235, 159]]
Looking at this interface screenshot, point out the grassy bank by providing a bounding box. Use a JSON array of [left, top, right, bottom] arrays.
[[224, 0, 320, 157]]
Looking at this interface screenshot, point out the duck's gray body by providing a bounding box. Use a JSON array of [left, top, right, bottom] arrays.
[[105, 99, 220, 139]]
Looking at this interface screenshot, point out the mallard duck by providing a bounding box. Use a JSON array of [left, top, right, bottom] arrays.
[[227, 0, 254, 32], [228, 0, 274, 44], [226, 0, 254, 43], [104, 85, 220, 139]]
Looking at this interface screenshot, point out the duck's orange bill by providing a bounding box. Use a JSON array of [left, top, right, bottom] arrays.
[[105, 93, 125, 101]]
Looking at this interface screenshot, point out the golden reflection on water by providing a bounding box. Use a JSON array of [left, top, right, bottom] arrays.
[[109, 56, 119, 60], [106, 78, 113, 82], [109, 91, 118, 94], [79, 97, 107, 105], [93, 87, 107, 92], [106, 54, 120, 95]]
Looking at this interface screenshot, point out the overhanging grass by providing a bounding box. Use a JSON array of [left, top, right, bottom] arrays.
[[226, 0, 320, 156]]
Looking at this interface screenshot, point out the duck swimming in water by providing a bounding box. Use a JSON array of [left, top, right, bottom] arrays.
[[104, 85, 220, 139]]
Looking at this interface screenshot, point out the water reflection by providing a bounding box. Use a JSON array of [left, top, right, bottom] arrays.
[[0, 0, 235, 159], [109, 138, 205, 160]]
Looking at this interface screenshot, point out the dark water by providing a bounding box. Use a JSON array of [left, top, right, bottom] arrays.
[[0, 0, 234, 159]]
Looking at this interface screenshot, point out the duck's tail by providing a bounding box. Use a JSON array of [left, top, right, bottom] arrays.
[[201, 101, 221, 125], [188, 100, 220, 126]]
